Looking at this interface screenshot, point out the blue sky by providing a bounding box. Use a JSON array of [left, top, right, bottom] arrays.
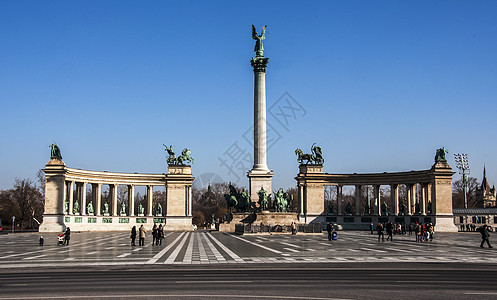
[[1, 1, 496, 190]]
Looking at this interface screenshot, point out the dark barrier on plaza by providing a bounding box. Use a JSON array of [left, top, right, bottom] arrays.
[[235, 223, 322, 235]]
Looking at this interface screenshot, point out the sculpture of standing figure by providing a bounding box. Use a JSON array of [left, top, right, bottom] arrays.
[[49, 142, 62, 160], [156, 203, 163, 216], [73, 201, 80, 214], [381, 202, 388, 216], [64, 201, 68, 214], [87, 201, 94, 215], [258, 187, 268, 211], [252, 25, 267, 57], [103, 202, 109, 214], [345, 202, 352, 215], [120, 203, 126, 216], [138, 203, 145, 215]]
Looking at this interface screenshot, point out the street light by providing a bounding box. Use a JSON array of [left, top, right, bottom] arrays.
[[454, 153, 470, 208]]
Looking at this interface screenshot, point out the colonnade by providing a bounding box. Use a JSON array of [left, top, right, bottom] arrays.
[[331, 183, 433, 216], [65, 182, 160, 217], [295, 160, 458, 232], [40, 159, 194, 232]]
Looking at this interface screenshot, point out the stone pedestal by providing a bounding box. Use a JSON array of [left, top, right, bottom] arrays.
[[296, 165, 325, 224], [39, 159, 66, 232], [431, 161, 458, 232], [165, 165, 194, 231], [248, 170, 274, 203]]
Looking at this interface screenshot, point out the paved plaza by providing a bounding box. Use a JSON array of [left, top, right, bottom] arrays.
[[0, 230, 495, 268]]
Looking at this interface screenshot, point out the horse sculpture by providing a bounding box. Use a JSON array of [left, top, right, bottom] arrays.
[[164, 145, 194, 165], [295, 143, 324, 165], [295, 148, 314, 164], [176, 148, 194, 165]]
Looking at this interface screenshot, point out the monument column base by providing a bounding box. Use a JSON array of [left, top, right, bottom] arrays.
[[165, 216, 194, 231], [433, 214, 458, 232], [248, 169, 274, 202], [39, 214, 66, 232]]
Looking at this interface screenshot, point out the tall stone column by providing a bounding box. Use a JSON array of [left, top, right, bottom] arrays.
[[337, 185, 343, 216], [187, 185, 193, 217], [373, 185, 381, 215], [68, 181, 74, 215], [128, 185, 135, 216], [421, 184, 427, 215], [80, 182, 87, 215], [248, 55, 274, 201], [111, 184, 118, 216], [407, 184, 415, 215], [147, 185, 153, 217], [355, 185, 362, 215], [94, 183, 102, 216], [391, 184, 399, 216]]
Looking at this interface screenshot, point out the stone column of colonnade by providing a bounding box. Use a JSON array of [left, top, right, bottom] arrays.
[[337, 185, 343, 216], [128, 185, 135, 216], [92, 183, 102, 216], [355, 185, 361, 215], [373, 185, 380, 215], [79, 182, 87, 215], [147, 185, 153, 216], [390, 184, 399, 215], [68, 181, 74, 215], [111, 184, 118, 216], [406, 184, 412, 215]]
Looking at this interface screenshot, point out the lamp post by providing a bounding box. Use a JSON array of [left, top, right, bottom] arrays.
[[454, 153, 470, 209]]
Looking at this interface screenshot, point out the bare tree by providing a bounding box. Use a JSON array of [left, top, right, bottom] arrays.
[[453, 177, 479, 208], [36, 169, 45, 198], [10, 178, 43, 229]]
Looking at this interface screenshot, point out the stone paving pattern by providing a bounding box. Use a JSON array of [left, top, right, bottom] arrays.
[[0, 231, 495, 268]]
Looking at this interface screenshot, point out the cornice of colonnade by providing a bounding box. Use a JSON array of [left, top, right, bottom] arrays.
[[43, 159, 194, 186], [295, 163, 455, 186], [64, 167, 167, 185]]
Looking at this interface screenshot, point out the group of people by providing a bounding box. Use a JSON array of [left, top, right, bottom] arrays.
[[129, 224, 165, 246], [375, 222, 435, 242], [411, 222, 434, 242], [460, 223, 480, 232]]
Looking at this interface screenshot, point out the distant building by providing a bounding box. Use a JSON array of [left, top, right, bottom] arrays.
[[476, 167, 496, 208]]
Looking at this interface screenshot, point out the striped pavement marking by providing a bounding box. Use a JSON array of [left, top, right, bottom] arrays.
[[206, 232, 245, 263], [165, 232, 190, 264], [146, 232, 186, 264], [230, 234, 282, 254]]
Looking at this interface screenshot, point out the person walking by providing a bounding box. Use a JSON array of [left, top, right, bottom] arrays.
[[63, 227, 71, 246], [408, 223, 413, 236], [156, 224, 164, 245], [479, 225, 493, 248], [291, 222, 297, 235], [139, 225, 146, 246], [152, 224, 158, 246], [369, 222, 374, 235], [414, 222, 420, 242], [377, 223, 384, 242], [130, 226, 137, 246], [428, 223, 435, 242], [386, 222, 393, 241], [326, 222, 333, 241]]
